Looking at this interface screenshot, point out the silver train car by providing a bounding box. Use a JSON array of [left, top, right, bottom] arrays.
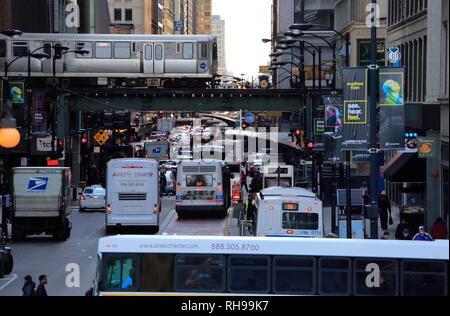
[[0, 33, 218, 88]]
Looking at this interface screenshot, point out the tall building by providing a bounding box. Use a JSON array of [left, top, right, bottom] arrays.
[[196, 0, 212, 35], [107, 0, 160, 34], [78, 0, 112, 34], [162, 0, 176, 34], [212, 15, 226, 74]]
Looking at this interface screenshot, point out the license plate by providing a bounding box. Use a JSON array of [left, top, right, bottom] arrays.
[[92, 198, 98, 201]]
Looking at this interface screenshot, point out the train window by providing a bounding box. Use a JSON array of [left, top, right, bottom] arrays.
[[213, 42, 218, 60], [145, 45, 152, 60], [176, 43, 182, 54], [319, 258, 351, 296], [13, 41, 28, 57], [0, 40, 6, 57], [183, 42, 193, 59], [228, 256, 271, 294], [174, 255, 226, 293], [401, 260, 447, 296], [199, 43, 208, 60], [114, 42, 131, 59], [155, 45, 163, 60], [273, 256, 316, 295], [77, 42, 92, 58], [95, 42, 112, 59], [354, 258, 398, 296]]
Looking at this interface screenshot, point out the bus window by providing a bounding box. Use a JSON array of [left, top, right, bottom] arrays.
[[265, 178, 292, 188], [273, 256, 316, 295], [318, 258, 351, 296], [401, 260, 447, 296], [140, 254, 174, 292], [174, 255, 226, 293], [354, 259, 398, 296], [103, 255, 139, 291], [228, 256, 271, 294], [186, 175, 213, 187], [282, 213, 319, 230]]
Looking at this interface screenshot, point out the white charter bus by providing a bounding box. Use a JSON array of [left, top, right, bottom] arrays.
[[94, 235, 449, 296], [106, 159, 160, 234], [255, 187, 324, 238], [262, 164, 294, 189], [176, 160, 230, 218]]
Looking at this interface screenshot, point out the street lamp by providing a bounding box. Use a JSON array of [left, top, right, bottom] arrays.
[[0, 29, 23, 38]]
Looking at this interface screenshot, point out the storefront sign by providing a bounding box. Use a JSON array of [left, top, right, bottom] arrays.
[[417, 137, 438, 158]]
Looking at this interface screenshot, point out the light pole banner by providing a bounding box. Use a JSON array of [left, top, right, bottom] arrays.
[[313, 103, 325, 151], [323, 95, 344, 164], [379, 67, 406, 151], [32, 90, 47, 135], [342, 68, 369, 151]]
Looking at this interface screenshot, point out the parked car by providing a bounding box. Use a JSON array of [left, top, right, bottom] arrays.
[[80, 187, 106, 212]]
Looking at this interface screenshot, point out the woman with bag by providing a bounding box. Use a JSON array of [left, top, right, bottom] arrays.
[[378, 191, 392, 231]]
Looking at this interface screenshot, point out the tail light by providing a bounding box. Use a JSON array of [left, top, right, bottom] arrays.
[[107, 204, 111, 213], [154, 204, 158, 213], [80, 196, 85, 201]]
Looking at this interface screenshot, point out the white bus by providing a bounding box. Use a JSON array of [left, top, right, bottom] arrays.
[[262, 164, 294, 189], [106, 159, 160, 235], [176, 160, 231, 218], [93, 235, 449, 296], [255, 187, 323, 238]]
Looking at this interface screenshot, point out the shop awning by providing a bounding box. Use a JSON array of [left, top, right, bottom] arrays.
[[381, 152, 426, 183]]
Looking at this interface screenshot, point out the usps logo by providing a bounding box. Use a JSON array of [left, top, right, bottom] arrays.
[[28, 177, 49, 191], [152, 148, 162, 154]]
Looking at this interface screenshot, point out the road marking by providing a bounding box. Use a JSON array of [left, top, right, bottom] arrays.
[[0, 274, 18, 291], [158, 210, 176, 235]]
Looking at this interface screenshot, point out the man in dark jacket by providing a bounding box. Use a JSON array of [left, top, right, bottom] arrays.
[[36, 275, 48, 296], [395, 218, 410, 240], [378, 191, 392, 231], [22, 275, 36, 296]]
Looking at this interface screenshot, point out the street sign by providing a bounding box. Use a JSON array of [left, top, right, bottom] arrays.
[[174, 21, 184, 32], [94, 130, 109, 146], [244, 113, 256, 124], [387, 47, 401, 64]]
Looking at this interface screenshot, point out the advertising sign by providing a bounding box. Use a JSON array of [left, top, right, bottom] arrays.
[[323, 95, 344, 164], [417, 137, 438, 159], [32, 90, 47, 135], [342, 68, 369, 151], [379, 67, 406, 151]]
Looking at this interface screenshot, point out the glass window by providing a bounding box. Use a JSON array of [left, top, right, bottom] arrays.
[[265, 178, 292, 188], [319, 258, 351, 296], [174, 255, 225, 293], [354, 259, 398, 296], [186, 175, 213, 187], [77, 42, 92, 58], [273, 256, 316, 295], [145, 45, 152, 60], [228, 256, 271, 294], [125, 8, 133, 21], [13, 41, 28, 57], [0, 40, 6, 57], [155, 44, 163, 60], [84, 189, 94, 195], [183, 42, 193, 59], [282, 213, 319, 230], [401, 260, 447, 296], [114, 42, 131, 59], [213, 42, 218, 60], [95, 42, 112, 59], [199, 43, 208, 60], [114, 8, 122, 21], [104, 255, 138, 291]]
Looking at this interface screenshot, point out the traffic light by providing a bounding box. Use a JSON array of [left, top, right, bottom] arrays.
[[56, 140, 64, 159], [134, 114, 140, 125], [81, 137, 89, 158], [307, 141, 314, 160]]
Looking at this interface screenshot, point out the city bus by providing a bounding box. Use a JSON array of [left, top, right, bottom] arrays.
[[255, 187, 323, 238], [106, 159, 160, 235], [176, 160, 231, 218], [262, 164, 294, 189], [93, 235, 449, 296]]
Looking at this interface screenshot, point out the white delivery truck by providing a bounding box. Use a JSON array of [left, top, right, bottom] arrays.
[[11, 167, 72, 241], [106, 159, 160, 235], [157, 118, 175, 134], [144, 141, 170, 162]]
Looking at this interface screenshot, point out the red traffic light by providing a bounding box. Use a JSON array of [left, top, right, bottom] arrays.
[[308, 142, 314, 149], [82, 138, 88, 144], [295, 130, 301, 136], [58, 141, 64, 147]]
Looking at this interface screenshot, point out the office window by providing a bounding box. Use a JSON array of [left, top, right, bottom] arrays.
[[125, 9, 133, 21], [114, 8, 122, 21]]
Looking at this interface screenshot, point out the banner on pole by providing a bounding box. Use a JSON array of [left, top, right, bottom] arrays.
[[313, 103, 325, 151], [342, 68, 369, 151], [379, 67, 406, 150], [323, 95, 344, 164]]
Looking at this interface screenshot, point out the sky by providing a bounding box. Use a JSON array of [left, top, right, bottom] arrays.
[[212, 0, 272, 80]]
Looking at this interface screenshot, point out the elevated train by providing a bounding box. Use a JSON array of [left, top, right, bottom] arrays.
[[0, 33, 218, 88]]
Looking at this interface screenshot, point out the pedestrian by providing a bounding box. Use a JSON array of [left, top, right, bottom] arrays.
[[413, 226, 433, 241], [244, 195, 257, 234], [159, 170, 167, 196], [430, 218, 448, 240], [36, 275, 48, 296], [399, 228, 412, 240], [240, 170, 249, 193], [378, 191, 392, 231], [22, 275, 36, 297], [381, 231, 390, 240], [395, 218, 410, 240]]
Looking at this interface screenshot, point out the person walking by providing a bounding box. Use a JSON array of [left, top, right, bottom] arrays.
[[378, 191, 392, 231], [430, 218, 448, 240], [159, 170, 167, 197], [22, 275, 36, 297], [240, 170, 249, 194], [399, 228, 412, 240], [413, 226, 433, 241], [244, 195, 257, 235], [36, 275, 48, 296]]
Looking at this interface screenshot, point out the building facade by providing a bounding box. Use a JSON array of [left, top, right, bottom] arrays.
[[162, 0, 175, 34], [107, 0, 160, 34], [212, 15, 226, 74]]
